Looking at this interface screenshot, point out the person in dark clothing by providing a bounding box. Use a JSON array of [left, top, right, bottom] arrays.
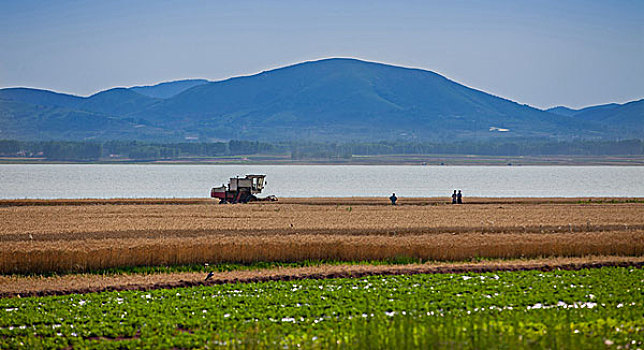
[[457, 190, 463, 204], [451, 190, 457, 204], [389, 193, 398, 205]]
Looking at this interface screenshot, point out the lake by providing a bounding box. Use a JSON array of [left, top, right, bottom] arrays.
[[0, 164, 643, 199]]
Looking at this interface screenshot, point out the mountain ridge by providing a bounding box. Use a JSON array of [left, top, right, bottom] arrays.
[[0, 58, 641, 141], [130, 79, 210, 99]]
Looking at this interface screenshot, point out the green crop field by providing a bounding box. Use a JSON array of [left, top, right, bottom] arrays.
[[1, 267, 642, 349]]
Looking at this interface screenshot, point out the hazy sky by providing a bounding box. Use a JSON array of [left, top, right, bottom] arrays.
[[1, 0, 642, 109]]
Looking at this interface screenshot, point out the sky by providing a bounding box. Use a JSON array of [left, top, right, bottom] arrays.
[[0, 0, 642, 109]]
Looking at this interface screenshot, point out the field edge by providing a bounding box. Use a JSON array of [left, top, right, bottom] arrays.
[[2, 255, 642, 299]]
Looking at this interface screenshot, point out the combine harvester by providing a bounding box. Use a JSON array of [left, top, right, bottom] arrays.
[[210, 174, 277, 204]]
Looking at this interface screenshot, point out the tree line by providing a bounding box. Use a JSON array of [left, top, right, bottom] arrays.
[[290, 139, 644, 159], [0, 139, 642, 161]]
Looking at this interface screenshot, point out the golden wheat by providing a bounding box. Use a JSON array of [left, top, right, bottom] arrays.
[[2, 231, 644, 274], [1, 200, 642, 274]]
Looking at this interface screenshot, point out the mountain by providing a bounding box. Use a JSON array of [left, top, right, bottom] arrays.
[[0, 58, 641, 141], [546, 102, 622, 118], [0, 99, 172, 140], [0, 88, 170, 140], [574, 100, 643, 136], [133, 58, 600, 141], [545, 106, 578, 117], [129, 79, 209, 99], [574, 103, 621, 118], [0, 88, 83, 109], [77, 88, 160, 116], [546, 100, 643, 138]]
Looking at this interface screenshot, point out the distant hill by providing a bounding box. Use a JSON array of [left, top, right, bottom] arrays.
[[0, 58, 641, 141], [574, 100, 644, 136], [0, 88, 83, 109], [0, 99, 173, 141], [574, 103, 621, 118], [131, 58, 602, 141], [546, 100, 643, 138], [545, 106, 578, 117], [546, 102, 622, 118], [129, 79, 209, 99], [77, 88, 160, 116]]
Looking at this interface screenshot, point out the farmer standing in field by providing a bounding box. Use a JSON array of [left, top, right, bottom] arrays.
[[452, 190, 457, 204], [389, 193, 398, 205], [457, 190, 463, 204]]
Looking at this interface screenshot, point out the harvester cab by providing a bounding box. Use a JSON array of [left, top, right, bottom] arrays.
[[210, 174, 276, 204]]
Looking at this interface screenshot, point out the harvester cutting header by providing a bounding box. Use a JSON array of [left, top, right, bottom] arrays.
[[210, 175, 277, 204]]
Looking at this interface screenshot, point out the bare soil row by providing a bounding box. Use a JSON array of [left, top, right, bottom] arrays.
[[1, 256, 642, 298]]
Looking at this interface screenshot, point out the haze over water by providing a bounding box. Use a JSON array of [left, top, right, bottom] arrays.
[[1, 164, 642, 199]]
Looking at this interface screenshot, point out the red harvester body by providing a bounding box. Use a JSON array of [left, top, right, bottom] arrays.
[[210, 174, 276, 204]]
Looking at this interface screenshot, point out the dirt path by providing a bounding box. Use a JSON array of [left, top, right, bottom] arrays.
[[1, 256, 642, 298]]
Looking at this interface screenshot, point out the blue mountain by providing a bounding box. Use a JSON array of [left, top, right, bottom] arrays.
[[574, 100, 643, 135], [129, 79, 209, 99], [0, 58, 641, 141], [78, 88, 161, 116], [0, 88, 83, 108], [135, 58, 600, 141], [546, 100, 643, 137], [545, 106, 578, 117]]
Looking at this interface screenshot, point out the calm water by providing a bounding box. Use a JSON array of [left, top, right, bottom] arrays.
[[0, 164, 643, 199]]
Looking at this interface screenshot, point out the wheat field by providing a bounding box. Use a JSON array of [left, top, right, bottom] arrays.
[[1, 199, 642, 274]]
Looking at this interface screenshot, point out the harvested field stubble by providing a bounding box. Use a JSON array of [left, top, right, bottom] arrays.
[[1, 199, 643, 274], [2, 201, 643, 238]]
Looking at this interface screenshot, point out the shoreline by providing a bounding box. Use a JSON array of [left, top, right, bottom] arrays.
[[1, 197, 643, 206], [1, 154, 644, 166]]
